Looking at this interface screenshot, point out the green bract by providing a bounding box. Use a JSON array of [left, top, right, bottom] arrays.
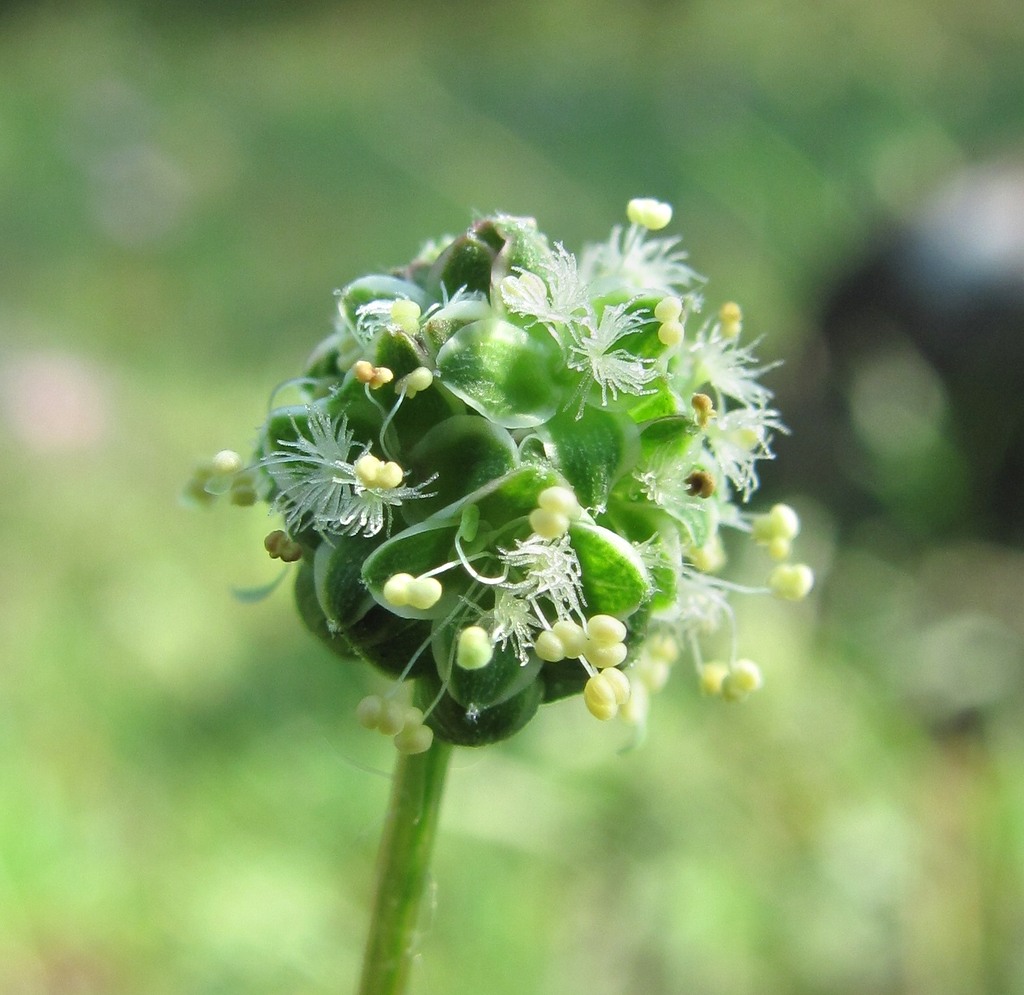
[[195, 200, 815, 752]]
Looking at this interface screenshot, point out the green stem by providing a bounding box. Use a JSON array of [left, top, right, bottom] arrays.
[[357, 738, 452, 995]]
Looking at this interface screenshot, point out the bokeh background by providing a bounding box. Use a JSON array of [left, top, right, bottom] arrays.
[[3, 2, 1024, 992]]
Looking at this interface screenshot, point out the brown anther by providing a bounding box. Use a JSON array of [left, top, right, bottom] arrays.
[[264, 530, 302, 562], [686, 470, 716, 499], [691, 392, 716, 428]]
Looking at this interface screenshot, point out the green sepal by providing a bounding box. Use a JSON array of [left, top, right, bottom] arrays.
[[436, 318, 565, 429], [337, 275, 428, 330], [427, 232, 496, 297], [313, 533, 381, 628], [419, 671, 543, 746], [405, 415, 519, 521], [343, 606, 433, 679], [667, 499, 712, 549], [626, 378, 680, 422], [604, 503, 681, 612], [540, 662, 589, 703], [456, 464, 561, 530], [302, 334, 345, 382], [538, 406, 640, 510], [361, 521, 460, 620], [305, 545, 434, 678], [323, 380, 387, 443], [432, 623, 543, 709], [375, 328, 428, 381], [294, 559, 356, 660], [387, 385, 465, 460], [639, 414, 700, 461], [569, 521, 652, 617], [488, 215, 550, 288]]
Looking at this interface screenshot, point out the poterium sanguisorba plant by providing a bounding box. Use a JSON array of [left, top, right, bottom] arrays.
[[187, 198, 813, 994]]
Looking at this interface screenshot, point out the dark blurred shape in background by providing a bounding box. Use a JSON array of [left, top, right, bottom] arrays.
[[782, 160, 1024, 547]]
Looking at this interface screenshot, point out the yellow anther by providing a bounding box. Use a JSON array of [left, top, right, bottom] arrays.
[[552, 619, 587, 658], [376, 461, 405, 490], [768, 537, 792, 561], [377, 699, 408, 736], [770, 503, 800, 539], [407, 576, 443, 610], [586, 614, 627, 646], [658, 320, 685, 347], [355, 694, 385, 729], [355, 453, 384, 487], [390, 298, 422, 334], [626, 197, 673, 231], [601, 667, 631, 705], [394, 723, 434, 754], [353, 360, 376, 384], [537, 485, 582, 519], [456, 626, 493, 670], [529, 507, 570, 539], [383, 573, 415, 607], [401, 366, 434, 398], [584, 640, 627, 670], [691, 392, 716, 428], [584, 673, 619, 720], [211, 449, 243, 475], [722, 659, 763, 702], [732, 659, 763, 692], [533, 629, 566, 663], [719, 301, 742, 339], [699, 662, 729, 696], [369, 366, 394, 389], [654, 296, 683, 323], [769, 563, 814, 601], [752, 504, 800, 545]]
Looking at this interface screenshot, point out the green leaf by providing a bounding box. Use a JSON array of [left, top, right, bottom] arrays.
[[405, 415, 519, 521], [569, 521, 652, 617], [539, 406, 640, 510], [436, 318, 564, 429]]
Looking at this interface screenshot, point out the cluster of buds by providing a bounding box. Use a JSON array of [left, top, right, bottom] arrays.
[[193, 199, 813, 752]]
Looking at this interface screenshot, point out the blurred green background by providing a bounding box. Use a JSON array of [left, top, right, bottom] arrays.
[[2, 1, 1024, 992]]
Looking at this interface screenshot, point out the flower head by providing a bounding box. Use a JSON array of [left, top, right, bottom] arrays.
[[199, 198, 810, 749]]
